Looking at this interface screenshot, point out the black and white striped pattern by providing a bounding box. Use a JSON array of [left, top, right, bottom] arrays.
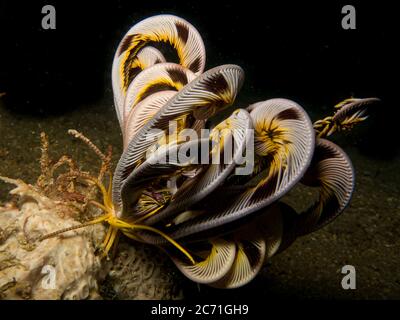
[[112, 65, 244, 213], [159, 99, 314, 241], [106, 14, 369, 289], [295, 138, 355, 236], [112, 15, 206, 129], [143, 109, 253, 226]]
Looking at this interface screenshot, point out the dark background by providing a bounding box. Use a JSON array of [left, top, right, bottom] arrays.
[[0, 0, 398, 156]]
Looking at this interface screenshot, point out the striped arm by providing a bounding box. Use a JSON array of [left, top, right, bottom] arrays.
[[123, 63, 196, 127], [171, 239, 236, 284], [159, 99, 314, 242], [113, 46, 166, 128], [210, 235, 266, 288], [314, 97, 380, 138], [119, 138, 208, 218], [123, 91, 177, 149], [112, 65, 244, 210], [295, 138, 355, 236], [112, 15, 206, 127], [143, 108, 253, 226]]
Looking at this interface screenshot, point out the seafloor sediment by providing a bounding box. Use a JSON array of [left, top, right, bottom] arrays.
[[0, 98, 399, 299]]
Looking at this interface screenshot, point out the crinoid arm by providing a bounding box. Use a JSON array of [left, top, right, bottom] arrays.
[[112, 64, 245, 209], [122, 62, 196, 127], [142, 108, 254, 226], [313, 97, 380, 138], [210, 236, 266, 289], [112, 15, 206, 128], [123, 90, 177, 150], [168, 203, 283, 288], [170, 239, 236, 284], [119, 138, 209, 220], [112, 46, 166, 128], [153, 98, 315, 243], [295, 138, 355, 236]]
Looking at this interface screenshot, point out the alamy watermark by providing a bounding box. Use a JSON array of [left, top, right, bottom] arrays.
[[41, 5, 56, 30], [143, 120, 255, 176], [342, 5, 356, 30], [40, 5, 358, 31], [41, 265, 56, 289], [341, 265, 356, 290]]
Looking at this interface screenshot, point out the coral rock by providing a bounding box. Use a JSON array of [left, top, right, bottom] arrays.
[[0, 177, 104, 300]]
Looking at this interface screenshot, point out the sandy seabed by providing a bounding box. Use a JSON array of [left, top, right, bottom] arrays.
[[0, 98, 399, 299]]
